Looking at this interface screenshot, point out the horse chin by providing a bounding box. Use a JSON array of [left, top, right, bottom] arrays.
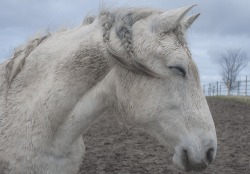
[[173, 152, 190, 172]]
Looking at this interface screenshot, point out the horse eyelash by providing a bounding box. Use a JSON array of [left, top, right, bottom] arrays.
[[168, 66, 186, 77]]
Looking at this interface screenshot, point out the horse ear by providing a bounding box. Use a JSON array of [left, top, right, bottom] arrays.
[[182, 13, 200, 30], [152, 4, 197, 33]]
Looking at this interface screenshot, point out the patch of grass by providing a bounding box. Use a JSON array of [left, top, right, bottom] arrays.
[[207, 96, 250, 104]]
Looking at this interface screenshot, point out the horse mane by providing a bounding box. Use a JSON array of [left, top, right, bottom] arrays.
[[4, 6, 191, 88], [84, 7, 190, 78], [98, 7, 161, 78], [82, 15, 96, 26], [4, 34, 49, 89]]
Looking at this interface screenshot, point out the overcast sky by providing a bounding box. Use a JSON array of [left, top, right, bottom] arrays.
[[0, 0, 249, 85]]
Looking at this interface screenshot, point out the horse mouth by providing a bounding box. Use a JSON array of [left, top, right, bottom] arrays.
[[173, 152, 208, 172]]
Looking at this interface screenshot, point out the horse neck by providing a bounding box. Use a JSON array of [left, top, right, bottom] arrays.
[[49, 21, 119, 153], [0, 20, 116, 154], [52, 69, 117, 154]]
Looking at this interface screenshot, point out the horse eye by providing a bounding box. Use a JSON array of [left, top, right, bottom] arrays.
[[168, 66, 186, 77]]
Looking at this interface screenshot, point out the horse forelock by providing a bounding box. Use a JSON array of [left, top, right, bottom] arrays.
[[97, 7, 191, 78]]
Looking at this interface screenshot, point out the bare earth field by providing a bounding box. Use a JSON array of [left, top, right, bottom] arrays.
[[78, 97, 250, 174]]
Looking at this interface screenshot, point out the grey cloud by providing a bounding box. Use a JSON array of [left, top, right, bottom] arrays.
[[191, 0, 250, 37], [0, 0, 99, 30], [0, 0, 249, 84]]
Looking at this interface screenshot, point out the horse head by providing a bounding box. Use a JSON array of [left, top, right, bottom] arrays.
[[101, 5, 217, 172]]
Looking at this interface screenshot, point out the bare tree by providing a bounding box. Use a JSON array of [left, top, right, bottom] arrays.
[[219, 49, 248, 95]]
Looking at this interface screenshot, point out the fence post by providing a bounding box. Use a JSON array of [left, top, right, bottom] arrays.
[[216, 81, 218, 96], [237, 81, 240, 96], [227, 80, 230, 96], [246, 76, 248, 96], [220, 84, 221, 95], [209, 83, 211, 96]]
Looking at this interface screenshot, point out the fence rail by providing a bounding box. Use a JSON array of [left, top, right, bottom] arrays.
[[203, 76, 249, 96]]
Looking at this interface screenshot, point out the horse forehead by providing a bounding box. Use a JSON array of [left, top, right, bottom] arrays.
[[157, 34, 200, 83], [151, 37, 186, 62]]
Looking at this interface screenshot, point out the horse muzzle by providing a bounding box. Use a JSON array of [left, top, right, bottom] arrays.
[[173, 138, 216, 172]]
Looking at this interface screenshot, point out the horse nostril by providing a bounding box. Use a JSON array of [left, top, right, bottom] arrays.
[[206, 148, 214, 164], [179, 147, 212, 172], [182, 149, 191, 171], [183, 149, 189, 161]]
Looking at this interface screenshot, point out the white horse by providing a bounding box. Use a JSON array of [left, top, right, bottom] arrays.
[[0, 5, 217, 174]]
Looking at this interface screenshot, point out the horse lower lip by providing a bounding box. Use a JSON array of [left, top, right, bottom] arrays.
[[173, 150, 209, 172]]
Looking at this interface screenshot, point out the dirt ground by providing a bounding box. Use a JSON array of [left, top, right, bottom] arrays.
[[78, 97, 250, 174]]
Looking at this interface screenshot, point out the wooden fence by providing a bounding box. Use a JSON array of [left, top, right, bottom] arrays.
[[203, 76, 249, 96]]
